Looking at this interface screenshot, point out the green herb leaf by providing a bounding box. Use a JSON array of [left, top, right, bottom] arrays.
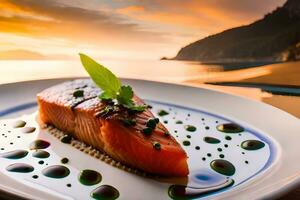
[[117, 85, 134, 105], [79, 53, 121, 98], [80, 53, 147, 113], [99, 91, 113, 100]]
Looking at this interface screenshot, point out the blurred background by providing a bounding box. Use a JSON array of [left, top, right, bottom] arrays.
[[0, 0, 299, 121]]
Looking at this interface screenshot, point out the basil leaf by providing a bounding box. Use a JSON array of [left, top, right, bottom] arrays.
[[117, 85, 134, 105], [99, 91, 113, 100], [79, 53, 121, 98]]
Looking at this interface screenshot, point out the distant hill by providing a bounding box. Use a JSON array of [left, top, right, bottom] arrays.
[[172, 0, 300, 63]]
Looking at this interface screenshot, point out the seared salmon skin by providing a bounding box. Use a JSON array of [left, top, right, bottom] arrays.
[[37, 79, 188, 177]]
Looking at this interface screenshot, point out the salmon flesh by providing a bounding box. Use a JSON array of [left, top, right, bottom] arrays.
[[37, 79, 188, 177]]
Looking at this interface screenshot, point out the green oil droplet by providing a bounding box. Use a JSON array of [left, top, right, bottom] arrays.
[[176, 120, 183, 124], [79, 169, 102, 186], [158, 110, 169, 116], [185, 125, 197, 132], [210, 159, 235, 176], [29, 140, 50, 150], [21, 127, 36, 133], [61, 135, 73, 144], [6, 163, 34, 173], [217, 123, 244, 133], [182, 140, 191, 146], [61, 157, 69, 164], [91, 185, 119, 200], [204, 137, 220, 144], [1, 150, 28, 159], [42, 165, 70, 178], [32, 150, 50, 158], [241, 140, 265, 150], [12, 120, 26, 128]]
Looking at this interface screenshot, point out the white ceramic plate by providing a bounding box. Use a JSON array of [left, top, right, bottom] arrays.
[[0, 78, 300, 200]]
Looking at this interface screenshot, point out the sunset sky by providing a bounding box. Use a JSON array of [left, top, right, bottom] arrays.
[[0, 0, 286, 60]]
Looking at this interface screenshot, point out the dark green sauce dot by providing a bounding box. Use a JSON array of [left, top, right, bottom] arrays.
[[153, 142, 161, 150], [163, 120, 168, 124], [219, 154, 225, 158], [217, 123, 244, 133], [241, 140, 265, 150], [67, 183, 72, 187], [61, 157, 69, 164], [185, 125, 196, 132], [158, 110, 169, 116], [205, 126, 210, 130], [79, 169, 102, 186], [122, 119, 136, 127], [1, 148, 4, 150], [182, 140, 191, 146], [195, 146, 200, 150], [224, 144, 228, 148], [174, 130, 178, 133], [245, 161, 249, 164], [242, 152, 245, 154], [176, 120, 183, 124], [1, 150, 28, 159], [17, 136, 21, 138], [164, 132, 170, 137], [146, 118, 157, 129], [6, 163, 34, 173], [204, 136, 221, 144], [217, 148, 222, 152], [186, 135, 191, 139], [32, 150, 50, 159], [42, 165, 70, 178], [202, 157, 206, 161], [210, 159, 236, 176], [73, 90, 84, 98], [207, 153, 212, 157], [32, 175, 38, 179], [38, 160, 44, 165], [91, 185, 120, 200], [225, 136, 232, 140], [61, 135, 72, 144], [201, 118, 205, 121], [29, 140, 50, 150], [10, 142, 13, 145], [142, 127, 152, 135]]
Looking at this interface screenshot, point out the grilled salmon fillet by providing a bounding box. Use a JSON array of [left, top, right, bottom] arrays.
[[37, 79, 188, 177]]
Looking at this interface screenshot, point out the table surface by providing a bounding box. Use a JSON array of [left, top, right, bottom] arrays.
[[1, 60, 299, 199]]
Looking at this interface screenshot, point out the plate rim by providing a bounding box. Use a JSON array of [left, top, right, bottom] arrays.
[[0, 77, 299, 200]]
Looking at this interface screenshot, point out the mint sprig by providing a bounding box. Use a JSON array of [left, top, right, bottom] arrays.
[[79, 53, 146, 112]]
